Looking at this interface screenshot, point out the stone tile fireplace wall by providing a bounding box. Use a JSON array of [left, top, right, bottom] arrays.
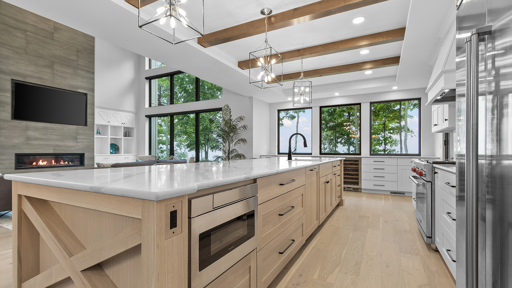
[[0, 2, 95, 173]]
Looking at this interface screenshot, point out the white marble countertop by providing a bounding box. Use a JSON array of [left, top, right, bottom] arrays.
[[4, 158, 342, 201], [434, 164, 456, 174], [261, 155, 439, 159]]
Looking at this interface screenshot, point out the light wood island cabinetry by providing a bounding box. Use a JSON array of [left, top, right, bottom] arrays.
[[9, 158, 344, 288]]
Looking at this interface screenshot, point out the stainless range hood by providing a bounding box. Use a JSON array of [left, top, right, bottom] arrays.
[[432, 88, 456, 103]]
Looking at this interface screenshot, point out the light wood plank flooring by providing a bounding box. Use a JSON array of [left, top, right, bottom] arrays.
[[0, 193, 455, 288], [0, 226, 11, 288], [270, 192, 456, 288]]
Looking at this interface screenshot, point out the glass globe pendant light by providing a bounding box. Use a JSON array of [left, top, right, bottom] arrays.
[[138, 0, 204, 45], [292, 59, 313, 107], [248, 8, 283, 89]]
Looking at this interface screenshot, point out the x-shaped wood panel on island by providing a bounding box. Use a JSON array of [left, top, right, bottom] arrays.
[[19, 196, 142, 288]]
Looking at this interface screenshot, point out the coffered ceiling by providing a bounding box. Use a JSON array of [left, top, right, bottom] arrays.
[[5, 0, 454, 103]]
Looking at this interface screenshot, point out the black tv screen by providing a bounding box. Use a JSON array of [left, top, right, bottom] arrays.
[[12, 80, 87, 126]]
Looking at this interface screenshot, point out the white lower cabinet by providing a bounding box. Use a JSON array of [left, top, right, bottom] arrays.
[[435, 168, 457, 278], [362, 180, 397, 191], [361, 157, 418, 194], [95, 155, 136, 165], [397, 165, 413, 192]]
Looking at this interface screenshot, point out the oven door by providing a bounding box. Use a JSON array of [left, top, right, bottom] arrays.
[[190, 196, 258, 288], [410, 175, 432, 240]]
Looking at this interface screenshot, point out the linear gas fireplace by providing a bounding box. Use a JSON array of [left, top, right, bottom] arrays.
[[15, 153, 85, 170]]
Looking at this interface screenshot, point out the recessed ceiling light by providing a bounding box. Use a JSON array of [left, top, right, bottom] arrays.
[[335, 93, 339, 96], [365, 70, 373, 75], [393, 86, 398, 90], [360, 49, 370, 55], [353, 17, 365, 24], [444, 89, 450, 92], [288, 97, 292, 100]]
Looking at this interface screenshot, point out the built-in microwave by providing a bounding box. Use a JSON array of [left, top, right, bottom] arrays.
[[189, 183, 258, 288]]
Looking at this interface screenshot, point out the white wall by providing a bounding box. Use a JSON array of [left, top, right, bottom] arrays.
[[269, 89, 437, 157], [95, 38, 140, 113], [135, 59, 255, 159], [252, 98, 270, 158]]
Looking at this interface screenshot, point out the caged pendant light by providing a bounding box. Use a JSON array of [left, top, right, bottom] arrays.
[[138, 0, 204, 45], [292, 59, 313, 107], [248, 8, 283, 89]]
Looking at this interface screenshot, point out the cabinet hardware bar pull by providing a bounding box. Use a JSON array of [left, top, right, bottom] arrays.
[[280, 179, 296, 186], [279, 206, 295, 216], [446, 249, 456, 262], [445, 182, 456, 188], [338, 195, 341, 198], [374, 168, 385, 170], [446, 212, 456, 221], [413, 198, 416, 201], [279, 239, 295, 254], [326, 181, 330, 184], [434, 124, 438, 126], [338, 184, 341, 187], [310, 168, 318, 171], [374, 161, 385, 162], [374, 184, 385, 187], [373, 176, 385, 178]]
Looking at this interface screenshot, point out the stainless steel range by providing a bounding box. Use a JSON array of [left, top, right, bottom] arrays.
[[410, 159, 455, 249]]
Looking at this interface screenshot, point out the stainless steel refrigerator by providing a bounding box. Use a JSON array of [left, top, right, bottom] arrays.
[[456, 0, 512, 287]]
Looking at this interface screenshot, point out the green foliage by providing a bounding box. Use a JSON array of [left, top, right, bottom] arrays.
[[371, 100, 419, 154], [174, 73, 196, 104], [321, 105, 361, 154], [279, 109, 305, 152], [215, 104, 248, 161], [200, 79, 223, 101]]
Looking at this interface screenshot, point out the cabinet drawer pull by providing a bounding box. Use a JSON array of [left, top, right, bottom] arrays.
[[374, 184, 385, 187], [434, 124, 438, 126], [446, 212, 456, 221], [326, 181, 330, 184], [373, 168, 385, 170], [373, 160, 385, 163], [445, 118, 449, 121], [338, 174, 341, 176], [338, 195, 341, 198], [373, 176, 385, 178], [310, 168, 318, 171], [445, 182, 456, 188], [280, 179, 296, 186], [279, 239, 295, 255], [446, 249, 456, 262], [279, 206, 295, 216], [338, 184, 341, 187], [413, 198, 416, 201]]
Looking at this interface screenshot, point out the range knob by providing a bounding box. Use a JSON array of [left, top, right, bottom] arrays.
[[417, 170, 424, 177], [412, 167, 417, 172]]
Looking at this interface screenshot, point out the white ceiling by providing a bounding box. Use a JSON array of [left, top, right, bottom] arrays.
[[5, 0, 454, 103]]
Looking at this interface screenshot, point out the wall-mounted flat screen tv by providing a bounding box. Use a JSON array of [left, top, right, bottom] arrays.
[[12, 80, 87, 126]]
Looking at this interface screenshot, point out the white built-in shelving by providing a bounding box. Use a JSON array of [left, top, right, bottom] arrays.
[[94, 109, 137, 165]]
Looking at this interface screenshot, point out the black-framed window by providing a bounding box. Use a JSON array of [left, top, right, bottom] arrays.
[[148, 71, 222, 107], [370, 99, 421, 155], [319, 104, 361, 155], [278, 108, 312, 155], [148, 109, 222, 162], [148, 58, 165, 69]]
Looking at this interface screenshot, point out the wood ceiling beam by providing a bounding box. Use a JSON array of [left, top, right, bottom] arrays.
[[125, 0, 156, 9], [197, 0, 388, 48], [271, 56, 400, 83], [238, 28, 405, 70]]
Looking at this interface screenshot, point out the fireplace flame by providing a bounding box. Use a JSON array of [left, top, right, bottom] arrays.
[[31, 159, 72, 166]]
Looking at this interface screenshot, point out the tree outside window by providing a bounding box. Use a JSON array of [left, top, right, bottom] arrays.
[[371, 99, 420, 155], [320, 104, 361, 155], [278, 108, 312, 154]]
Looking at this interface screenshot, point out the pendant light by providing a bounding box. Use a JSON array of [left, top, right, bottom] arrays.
[[138, 0, 204, 45], [292, 59, 313, 107], [248, 8, 283, 89]]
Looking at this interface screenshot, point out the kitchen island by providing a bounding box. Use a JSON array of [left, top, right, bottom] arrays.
[[5, 158, 343, 288]]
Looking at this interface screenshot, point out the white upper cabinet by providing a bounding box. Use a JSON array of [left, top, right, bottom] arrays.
[[95, 109, 109, 125], [123, 114, 136, 127], [109, 112, 124, 126], [432, 103, 455, 133]]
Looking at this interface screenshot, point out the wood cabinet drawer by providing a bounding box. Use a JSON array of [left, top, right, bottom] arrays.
[[438, 170, 456, 197], [362, 180, 398, 191], [319, 162, 333, 177], [206, 250, 257, 288], [438, 188, 456, 236], [333, 161, 341, 172], [257, 169, 305, 204], [438, 221, 456, 278], [362, 165, 397, 174], [257, 216, 304, 288], [362, 172, 398, 182], [258, 186, 304, 250], [362, 158, 398, 166]]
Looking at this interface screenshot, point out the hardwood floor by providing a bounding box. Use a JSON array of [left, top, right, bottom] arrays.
[[269, 192, 456, 288], [0, 227, 11, 288], [0, 192, 455, 288]]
